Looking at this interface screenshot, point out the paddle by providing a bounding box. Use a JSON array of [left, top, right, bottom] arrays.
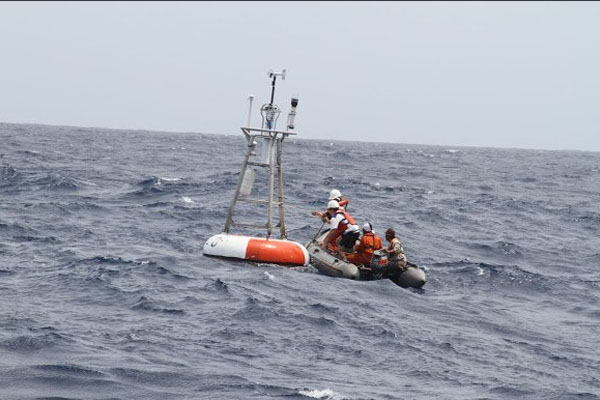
[[308, 221, 326, 246]]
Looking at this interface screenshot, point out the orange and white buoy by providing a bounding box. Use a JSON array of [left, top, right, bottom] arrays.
[[203, 233, 309, 266], [202, 70, 309, 268]]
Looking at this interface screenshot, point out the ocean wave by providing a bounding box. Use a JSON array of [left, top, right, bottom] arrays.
[[293, 313, 338, 328], [463, 240, 524, 258], [0, 221, 36, 235], [205, 278, 230, 292], [33, 173, 81, 190], [0, 332, 69, 352], [137, 175, 187, 187], [62, 256, 190, 282], [489, 385, 536, 397], [189, 373, 301, 397], [33, 364, 106, 377], [126, 175, 215, 201], [574, 211, 600, 223], [231, 296, 283, 321], [90, 255, 134, 264], [431, 260, 549, 289], [151, 263, 190, 280], [12, 235, 59, 243], [33, 397, 86, 400], [131, 296, 185, 315], [299, 388, 350, 400], [60, 200, 108, 213], [109, 367, 187, 386], [143, 200, 172, 208], [0, 162, 21, 185], [308, 302, 341, 314]]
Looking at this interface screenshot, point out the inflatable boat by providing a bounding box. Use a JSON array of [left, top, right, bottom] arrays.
[[306, 230, 427, 289]]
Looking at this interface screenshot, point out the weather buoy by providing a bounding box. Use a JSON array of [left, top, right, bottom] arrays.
[[202, 69, 309, 267], [203, 233, 309, 266]]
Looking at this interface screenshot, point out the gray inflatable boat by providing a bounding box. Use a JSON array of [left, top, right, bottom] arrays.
[[305, 230, 426, 289]]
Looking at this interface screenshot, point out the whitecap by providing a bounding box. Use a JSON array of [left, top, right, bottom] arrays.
[[181, 196, 194, 204], [160, 177, 181, 183], [299, 388, 349, 400], [264, 271, 275, 281]]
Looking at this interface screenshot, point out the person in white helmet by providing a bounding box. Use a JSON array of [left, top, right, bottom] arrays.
[[311, 189, 350, 223], [346, 222, 383, 266], [321, 199, 360, 259], [327, 189, 349, 210]]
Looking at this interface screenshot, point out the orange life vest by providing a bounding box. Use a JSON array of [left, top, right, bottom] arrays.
[[347, 232, 383, 266], [338, 198, 349, 209], [335, 209, 357, 234], [360, 232, 382, 260]]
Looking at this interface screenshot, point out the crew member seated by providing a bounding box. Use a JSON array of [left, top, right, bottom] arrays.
[[382, 228, 408, 276], [321, 200, 361, 260], [346, 222, 383, 266]]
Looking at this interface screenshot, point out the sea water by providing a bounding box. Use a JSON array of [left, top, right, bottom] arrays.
[[1, 123, 599, 399]]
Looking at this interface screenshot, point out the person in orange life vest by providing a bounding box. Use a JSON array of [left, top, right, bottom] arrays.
[[319, 199, 344, 253], [382, 228, 407, 273], [321, 200, 361, 259], [346, 222, 383, 266], [311, 189, 349, 223]]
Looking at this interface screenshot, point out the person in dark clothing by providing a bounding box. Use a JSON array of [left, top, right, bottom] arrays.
[[382, 228, 407, 277]]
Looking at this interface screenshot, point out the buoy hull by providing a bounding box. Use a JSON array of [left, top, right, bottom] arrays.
[[203, 233, 310, 266]]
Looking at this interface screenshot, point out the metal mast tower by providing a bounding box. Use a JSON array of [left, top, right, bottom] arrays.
[[223, 69, 299, 239]]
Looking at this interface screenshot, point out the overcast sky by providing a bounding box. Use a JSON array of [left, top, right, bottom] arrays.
[[1, 2, 599, 151]]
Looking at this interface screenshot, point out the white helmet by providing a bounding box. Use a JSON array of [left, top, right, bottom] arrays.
[[327, 200, 340, 209], [328, 189, 342, 200]]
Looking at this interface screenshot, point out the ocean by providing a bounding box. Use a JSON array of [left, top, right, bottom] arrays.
[[1, 122, 599, 399]]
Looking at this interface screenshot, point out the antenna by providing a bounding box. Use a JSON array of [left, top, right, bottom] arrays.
[[247, 94, 254, 127], [262, 69, 286, 130], [267, 69, 286, 105]]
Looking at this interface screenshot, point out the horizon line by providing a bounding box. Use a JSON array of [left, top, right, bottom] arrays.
[[1, 120, 597, 154]]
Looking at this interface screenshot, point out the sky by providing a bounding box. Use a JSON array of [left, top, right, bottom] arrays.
[[0, 1, 599, 151]]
